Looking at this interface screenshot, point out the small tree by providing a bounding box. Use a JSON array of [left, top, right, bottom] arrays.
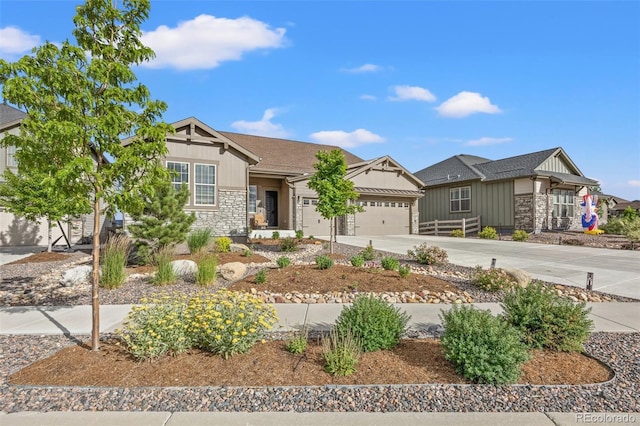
[[307, 149, 363, 253], [0, 168, 90, 251], [127, 178, 195, 264], [0, 0, 172, 350]]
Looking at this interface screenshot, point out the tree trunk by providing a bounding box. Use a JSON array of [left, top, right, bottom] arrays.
[[91, 197, 101, 351], [329, 217, 334, 254], [47, 220, 53, 253]]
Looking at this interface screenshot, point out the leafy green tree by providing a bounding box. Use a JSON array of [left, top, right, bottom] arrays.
[[0, 168, 91, 252], [0, 0, 172, 350], [307, 149, 363, 253], [127, 178, 196, 264]]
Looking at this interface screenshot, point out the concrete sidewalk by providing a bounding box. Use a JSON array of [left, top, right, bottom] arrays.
[[2, 411, 638, 426], [1, 301, 639, 336]]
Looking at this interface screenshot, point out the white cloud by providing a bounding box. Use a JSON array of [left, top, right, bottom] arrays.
[[465, 137, 513, 147], [388, 85, 436, 102], [360, 94, 377, 101], [309, 128, 385, 148], [342, 63, 382, 73], [231, 108, 292, 138], [436, 91, 502, 118], [629, 180, 640, 187], [0, 26, 41, 55], [141, 14, 287, 70]]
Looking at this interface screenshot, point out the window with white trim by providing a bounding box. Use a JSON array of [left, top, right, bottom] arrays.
[[450, 186, 471, 212], [553, 189, 574, 218], [6, 145, 18, 167], [249, 185, 257, 213], [167, 161, 189, 192], [195, 163, 216, 205]]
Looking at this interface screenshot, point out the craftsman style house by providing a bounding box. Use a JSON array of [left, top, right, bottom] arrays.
[[413, 147, 599, 233], [122, 117, 425, 239]]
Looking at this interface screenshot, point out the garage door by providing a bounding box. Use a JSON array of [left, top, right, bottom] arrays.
[[354, 199, 410, 235], [302, 198, 331, 237]]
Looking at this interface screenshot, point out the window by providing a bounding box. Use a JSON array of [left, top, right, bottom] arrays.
[[248, 185, 257, 213], [6, 145, 18, 167], [195, 164, 216, 205], [553, 189, 574, 218], [167, 161, 189, 192], [450, 186, 471, 212]]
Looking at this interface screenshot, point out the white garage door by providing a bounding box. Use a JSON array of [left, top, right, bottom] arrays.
[[302, 198, 331, 237], [354, 199, 410, 235]]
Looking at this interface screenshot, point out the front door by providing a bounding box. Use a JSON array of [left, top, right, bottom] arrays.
[[265, 191, 278, 227]]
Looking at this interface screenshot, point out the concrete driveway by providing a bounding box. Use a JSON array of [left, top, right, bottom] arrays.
[[334, 234, 640, 300]]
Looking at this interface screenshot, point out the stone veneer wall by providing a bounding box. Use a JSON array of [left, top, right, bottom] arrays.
[[533, 191, 583, 232], [192, 189, 247, 237], [411, 200, 419, 234], [515, 194, 534, 231]]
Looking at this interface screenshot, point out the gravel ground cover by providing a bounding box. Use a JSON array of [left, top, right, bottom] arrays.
[[0, 332, 638, 413], [1, 234, 638, 413]]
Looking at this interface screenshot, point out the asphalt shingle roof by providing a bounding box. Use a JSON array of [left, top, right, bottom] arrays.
[[220, 131, 364, 175], [0, 104, 26, 127]]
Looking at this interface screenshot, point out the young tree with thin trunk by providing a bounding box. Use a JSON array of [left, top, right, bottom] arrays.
[[0, 168, 91, 252], [0, 0, 172, 350], [307, 149, 363, 253]]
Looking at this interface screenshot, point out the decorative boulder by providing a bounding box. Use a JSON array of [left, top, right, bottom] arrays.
[[170, 259, 198, 277], [504, 268, 531, 288], [61, 265, 93, 287], [220, 262, 247, 281], [230, 243, 251, 253]]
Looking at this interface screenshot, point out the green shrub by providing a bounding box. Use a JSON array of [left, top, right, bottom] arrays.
[[512, 229, 529, 242], [450, 229, 464, 238], [600, 217, 625, 235], [478, 226, 498, 239], [361, 244, 376, 261], [381, 256, 400, 271], [501, 282, 594, 352], [187, 290, 279, 359], [407, 243, 448, 265], [153, 246, 176, 286], [214, 236, 232, 253], [187, 228, 212, 254], [285, 326, 308, 354], [271, 231, 280, 240], [276, 255, 291, 268], [254, 269, 267, 284], [243, 249, 253, 257], [315, 255, 334, 270], [440, 305, 530, 384], [280, 237, 298, 252], [195, 253, 217, 286], [350, 255, 365, 267], [398, 264, 411, 278], [134, 243, 154, 266], [622, 206, 638, 221], [472, 266, 517, 292], [116, 293, 194, 360], [100, 234, 130, 289], [335, 294, 410, 353], [295, 229, 304, 239], [623, 217, 640, 242], [322, 329, 360, 376]]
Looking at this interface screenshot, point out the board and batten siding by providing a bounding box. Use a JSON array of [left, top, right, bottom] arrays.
[[538, 155, 573, 174], [419, 180, 515, 230]]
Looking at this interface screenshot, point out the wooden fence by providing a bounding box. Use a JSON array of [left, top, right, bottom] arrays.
[[418, 216, 481, 236]]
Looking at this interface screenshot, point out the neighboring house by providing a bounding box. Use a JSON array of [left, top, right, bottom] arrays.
[[413, 147, 599, 233], [610, 200, 640, 217], [591, 193, 629, 224], [0, 103, 104, 247], [123, 117, 425, 239]]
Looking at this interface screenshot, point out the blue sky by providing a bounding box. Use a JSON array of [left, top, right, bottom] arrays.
[[1, 1, 639, 201]]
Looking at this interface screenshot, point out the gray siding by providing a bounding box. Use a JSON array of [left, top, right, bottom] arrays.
[[538, 156, 572, 174]]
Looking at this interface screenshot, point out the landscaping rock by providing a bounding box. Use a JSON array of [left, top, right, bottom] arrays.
[[504, 268, 531, 288], [170, 259, 197, 277], [230, 243, 251, 253], [60, 265, 93, 287], [220, 262, 247, 281]]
